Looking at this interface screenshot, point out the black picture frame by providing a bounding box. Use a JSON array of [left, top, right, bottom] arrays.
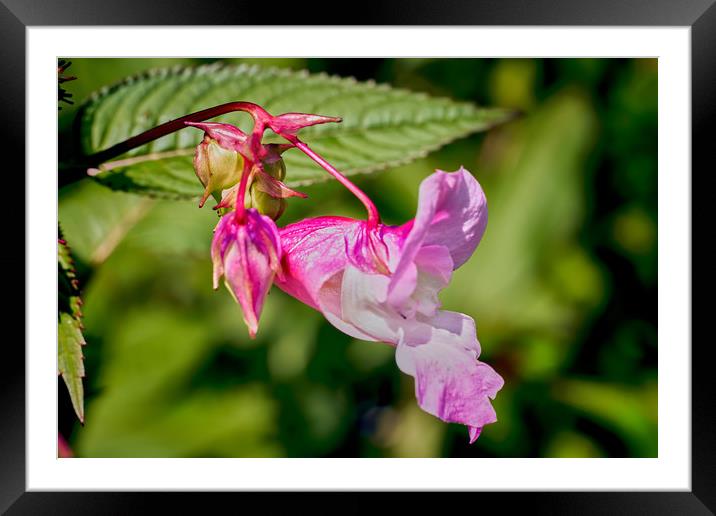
[[3, 1, 709, 513]]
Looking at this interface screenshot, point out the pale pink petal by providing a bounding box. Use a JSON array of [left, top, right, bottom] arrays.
[[389, 168, 488, 301], [338, 266, 397, 342], [385, 260, 418, 312], [420, 167, 488, 268], [468, 426, 482, 444], [428, 310, 481, 355], [335, 265, 446, 345], [320, 271, 380, 342], [386, 174, 444, 303], [387, 244, 453, 318], [395, 312, 502, 440]]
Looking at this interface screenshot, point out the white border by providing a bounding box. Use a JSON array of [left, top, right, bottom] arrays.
[[28, 27, 691, 490]]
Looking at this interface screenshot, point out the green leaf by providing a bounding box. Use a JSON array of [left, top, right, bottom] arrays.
[[78, 63, 515, 199], [58, 233, 86, 423], [59, 181, 154, 265]]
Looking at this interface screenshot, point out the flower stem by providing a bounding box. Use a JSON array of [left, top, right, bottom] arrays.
[[292, 140, 381, 227], [234, 161, 252, 223], [72, 101, 381, 227], [84, 102, 265, 166]]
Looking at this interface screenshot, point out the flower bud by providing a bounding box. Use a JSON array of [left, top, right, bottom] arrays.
[[193, 136, 244, 208], [216, 152, 306, 220], [247, 151, 288, 220], [211, 209, 282, 338], [248, 188, 286, 221], [262, 149, 287, 181]]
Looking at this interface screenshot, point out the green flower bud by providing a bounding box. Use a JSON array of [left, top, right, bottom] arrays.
[[262, 150, 286, 181], [248, 188, 286, 221], [210, 143, 303, 221], [193, 136, 244, 208], [245, 154, 287, 220]]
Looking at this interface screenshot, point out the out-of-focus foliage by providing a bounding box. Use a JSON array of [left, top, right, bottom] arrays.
[[58, 58, 657, 458]]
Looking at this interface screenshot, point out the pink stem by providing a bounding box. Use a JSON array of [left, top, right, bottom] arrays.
[[234, 160, 253, 223], [292, 140, 381, 227]]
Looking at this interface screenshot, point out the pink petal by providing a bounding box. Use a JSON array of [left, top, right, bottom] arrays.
[[395, 311, 503, 440], [421, 167, 488, 268], [275, 216, 360, 310], [390, 168, 488, 298], [344, 224, 391, 274], [468, 426, 482, 444], [387, 244, 453, 317]]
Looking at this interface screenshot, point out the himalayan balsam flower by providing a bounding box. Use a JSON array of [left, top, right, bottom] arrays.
[[185, 102, 502, 441], [275, 168, 504, 441], [211, 209, 282, 338]]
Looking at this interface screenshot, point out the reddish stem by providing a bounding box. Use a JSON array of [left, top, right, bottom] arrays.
[[292, 140, 381, 227], [86, 101, 267, 166], [234, 160, 253, 223]]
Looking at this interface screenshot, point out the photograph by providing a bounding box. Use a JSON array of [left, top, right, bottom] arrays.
[[57, 57, 658, 459]]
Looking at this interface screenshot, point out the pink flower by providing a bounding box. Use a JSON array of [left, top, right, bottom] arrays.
[[212, 208, 282, 338], [179, 101, 501, 441], [275, 167, 503, 442]]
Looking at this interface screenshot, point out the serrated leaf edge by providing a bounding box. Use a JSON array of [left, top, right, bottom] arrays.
[[58, 234, 86, 424]]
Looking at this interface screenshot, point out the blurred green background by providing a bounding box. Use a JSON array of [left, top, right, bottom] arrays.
[[58, 58, 657, 458]]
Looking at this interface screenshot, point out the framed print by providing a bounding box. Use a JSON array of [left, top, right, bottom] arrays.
[[3, 0, 710, 513]]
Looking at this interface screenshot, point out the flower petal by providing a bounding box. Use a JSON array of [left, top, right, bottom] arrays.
[[334, 265, 449, 345], [319, 271, 379, 342], [395, 311, 502, 439], [390, 168, 488, 290], [420, 167, 488, 268], [275, 216, 360, 310], [338, 265, 395, 342], [387, 244, 453, 318]]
